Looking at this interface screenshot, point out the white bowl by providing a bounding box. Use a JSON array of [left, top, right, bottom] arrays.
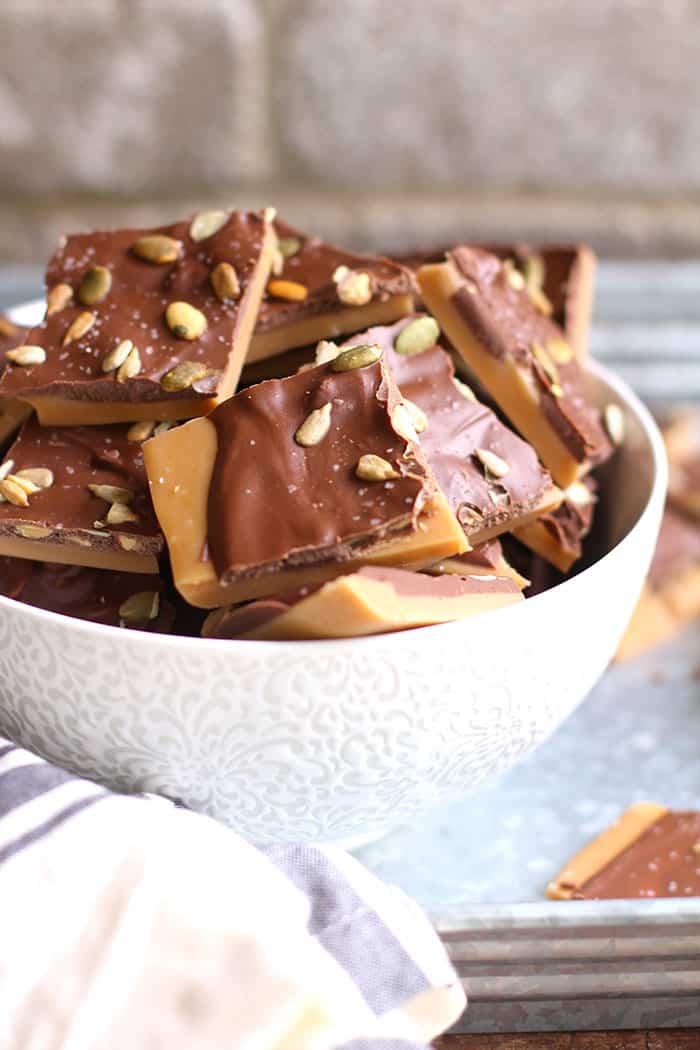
[[0, 302, 666, 846]]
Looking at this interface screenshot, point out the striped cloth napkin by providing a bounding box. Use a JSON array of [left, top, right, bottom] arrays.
[[0, 738, 465, 1049]]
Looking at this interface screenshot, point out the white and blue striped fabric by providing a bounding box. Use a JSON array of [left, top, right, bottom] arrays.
[[0, 738, 465, 1049]]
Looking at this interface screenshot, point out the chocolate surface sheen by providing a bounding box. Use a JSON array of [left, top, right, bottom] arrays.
[[342, 315, 556, 538], [448, 246, 611, 464], [254, 219, 416, 333], [0, 211, 268, 404], [0, 556, 174, 631], [0, 417, 162, 554], [580, 812, 700, 899], [207, 355, 433, 582]]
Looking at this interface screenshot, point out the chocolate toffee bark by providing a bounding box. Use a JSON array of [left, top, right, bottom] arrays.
[[0, 210, 276, 425], [397, 242, 596, 359], [337, 314, 562, 542], [247, 218, 415, 363], [547, 803, 700, 900], [616, 506, 700, 660], [0, 316, 33, 445], [427, 539, 530, 591], [0, 556, 174, 632], [513, 475, 597, 573], [202, 565, 522, 641], [417, 246, 615, 488], [0, 416, 163, 573], [144, 346, 467, 608]]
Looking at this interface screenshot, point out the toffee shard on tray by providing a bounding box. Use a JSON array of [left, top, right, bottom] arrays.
[[0, 556, 174, 632], [337, 314, 562, 543], [0, 315, 33, 445], [0, 416, 163, 573], [202, 565, 523, 641], [0, 209, 276, 426], [247, 218, 416, 363], [417, 245, 615, 488], [396, 242, 596, 360], [547, 802, 700, 900], [144, 347, 467, 608], [512, 475, 597, 573]]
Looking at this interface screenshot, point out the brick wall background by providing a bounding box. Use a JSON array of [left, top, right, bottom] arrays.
[[1, 0, 699, 263]]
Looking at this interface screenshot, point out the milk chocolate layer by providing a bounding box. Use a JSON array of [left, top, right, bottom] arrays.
[[340, 315, 561, 542], [207, 354, 434, 582], [0, 317, 33, 446], [0, 416, 162, 571], [203, 565, 522, 641], [0, 210, 274, 422], [0, 556, 174, 632], [248, 219, 415, 361]]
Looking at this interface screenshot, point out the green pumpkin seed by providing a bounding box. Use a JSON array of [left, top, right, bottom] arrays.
[[294, 403, 332, 447], [78, 265, 112, 305], [394, 316, 440, 357], [165, 302, 208, 341], [355, 454, 399, 482], [131, 234, 183, 264], [160, 360, 212, 392], [330, 344, 382, 372], [189, 210, 228, 242]]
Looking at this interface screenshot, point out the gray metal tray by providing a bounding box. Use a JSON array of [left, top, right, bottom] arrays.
[[358, 623, 700, 1032]]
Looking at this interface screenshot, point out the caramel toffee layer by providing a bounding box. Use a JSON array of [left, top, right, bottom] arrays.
[[0, 556, 174, 632], [515, 475, 597, 571], [446, 246, 611, 465], [0, 210, 271, 408], [253, 218, 415, 337], [204, 565, 521, 641], [0, 416, 162, 556], [341, 315, 558, 539], [207, 353, 434, 583], [578, 811, 700, 900]]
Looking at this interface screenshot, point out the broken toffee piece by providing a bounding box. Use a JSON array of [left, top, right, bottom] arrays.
[[248, 218, 415, 363], [427, 539, 530, 591], [0, 210, 276, 425], [547, 803, 700, 900], [513, 476, 597, 573], [0, 555, 174, 632], [202, 565, 522, 641], [0, 315, 33, 445], [417, 246, 614, 488], [144, 348, 467, 608], [0, 416, 162, 573], [338, 315, 562, 543]]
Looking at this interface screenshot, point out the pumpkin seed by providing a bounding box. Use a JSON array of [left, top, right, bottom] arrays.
[[330, 344, 382, 372], [294, 402, 332, 447], [106, 501, 139, 525], [160, 360, 212, 392], [119, 590, 160, 624], [475, 447, 509, 478], [127, 420, 156, 442], [46, 283, 73, 316], [189, 210, 228, 242], [6, 473, 40, 495], [0, 477, 29, 506], [116, 345, 141, 383], [314, 339, 339, 365], [101, 339, 134, 373], [453, 377, 476, 401], [132, 234, 183, 264], [62, 311, 95, 346], [15, 524, 52, 540], [604, 403, 625, 446], [78, 265, 112, 305], [88, 483, 133, 504], [278, 236, 301, 259], [165, 301, 208, 341], [336, 270, 372, 306], [391, 403, 418, 443], [547, 337, 573, 364], [15, 467, 53, 489], [503, 259, 525, 291], [267, 279, 308, 302], [403, 398, 428, 434], [5, 345, 46, 366], [153, 421, 175, 436], [394, 316, 440, 357], [210, 261, 240, 301], [355, 454, 399, 482], [0, 459, 14, 482]]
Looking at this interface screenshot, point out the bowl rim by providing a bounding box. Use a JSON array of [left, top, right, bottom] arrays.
[[0, 301, 668, 653]]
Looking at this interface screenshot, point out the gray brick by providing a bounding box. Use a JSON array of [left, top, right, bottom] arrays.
[[0, 0, 268, 193], [274, 0, 700, 192]]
